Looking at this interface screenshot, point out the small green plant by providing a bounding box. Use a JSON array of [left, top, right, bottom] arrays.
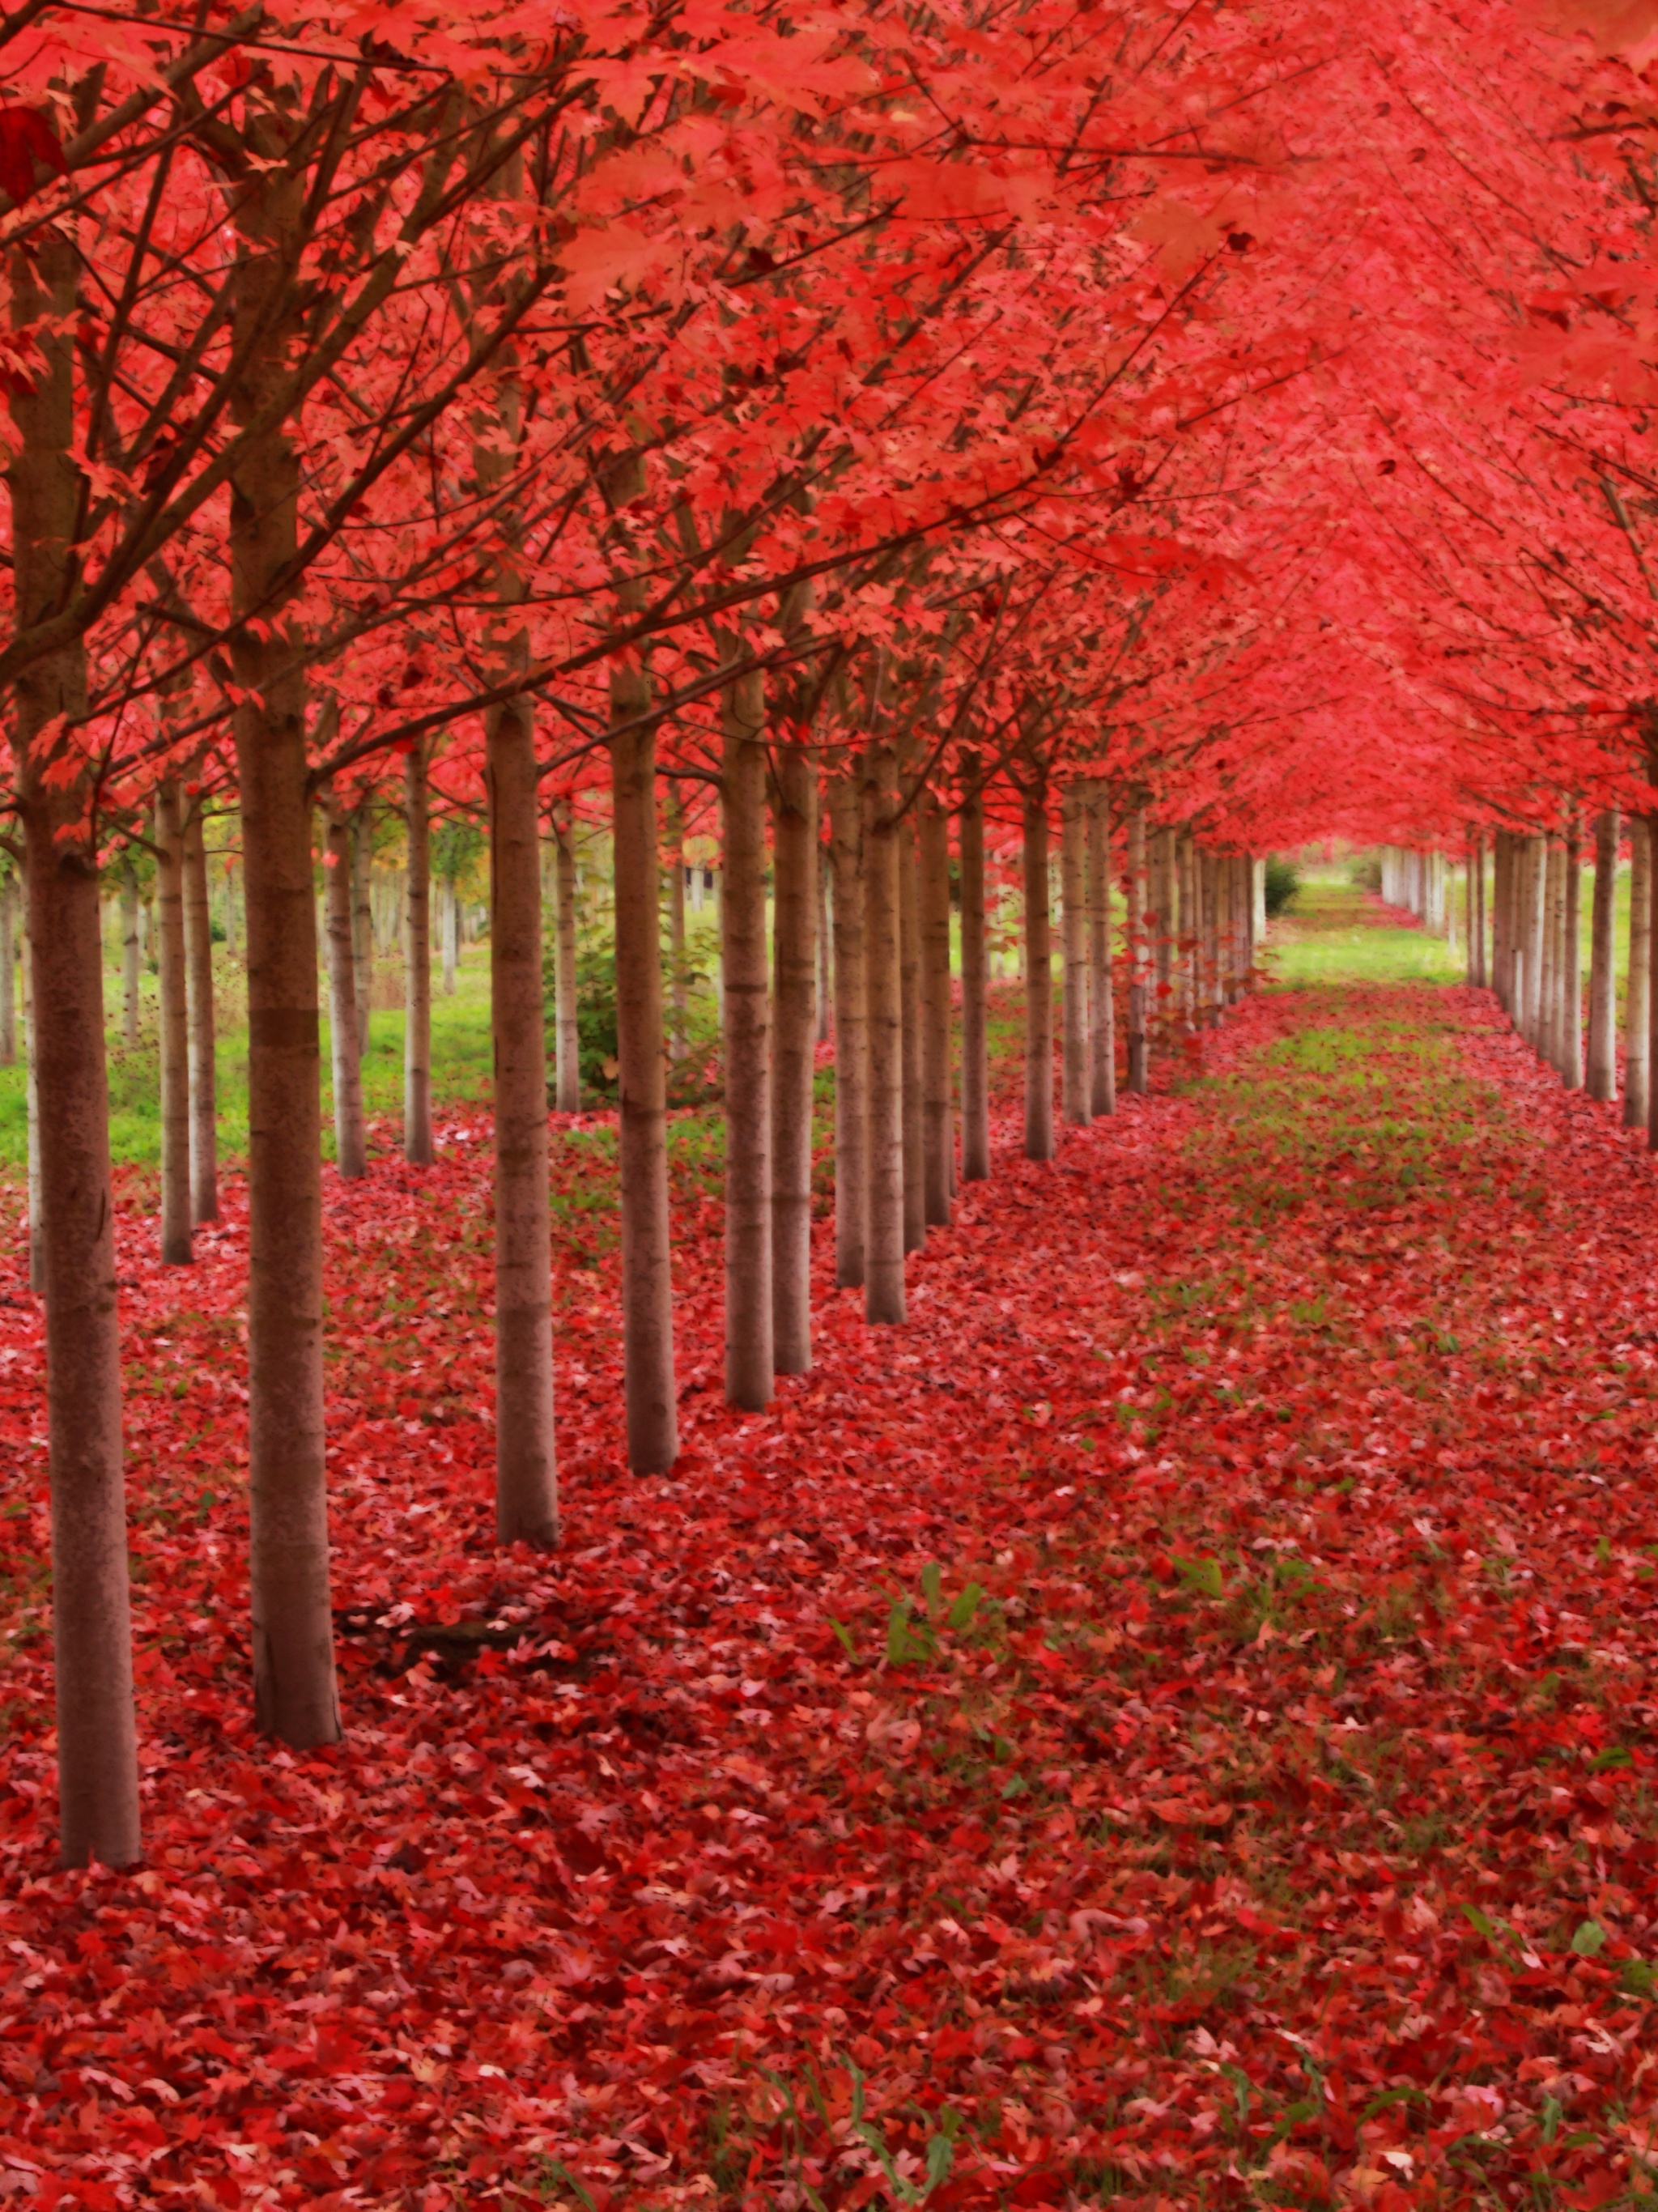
[[1263, 856, 1301, 917]]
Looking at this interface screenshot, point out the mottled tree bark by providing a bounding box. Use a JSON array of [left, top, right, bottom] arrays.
[[552, 803, 580, 1114], [1127, 808, 1149, 1090], [919, 786, 953, 1224], [155, 780, 193, 1264], [487, 693, 559, 1543], [772, 745, 817, 1372], [10, 225, 142, 1863], [1060, 786, 1090, 1126], [1088, 788, 1116, 1115], [1022, 787, 1054, 1160], [722, 670, 772, 1406], [119, 861, 140, 1048], [403, 746, 433, 1165], [1587, 810, 1618, 1104], [1626, 820, 1651, 1131], [898, 813, 925, 1251], [184, 808, 219, 1221], [959, 768, 990, 1182], [232, 163, 341, 1750], [352, 808, 373, 1056], [323, 803, 366, 1179], [827, 766, 868, 1278], [864, 746, 906, 1323]]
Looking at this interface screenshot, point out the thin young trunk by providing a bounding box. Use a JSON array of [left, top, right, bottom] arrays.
[[119, 862, 140, 1049], [0, 870, 14, 1067], [441, 878, 458, 994], [1022, 787, 1055, 1160], [1524, 836, 1546, 1049], [1562, 819, 1583, 1087], [864, 745, 906, 1323], [772, 742, 817, 1372], [1088, 789, 1116, 1114], [817, 853, 832, 1046], [919, 785, 953, 1223], [1492, 832, 1511, 1010], [1626, 820, 1652, 1129], [1127, 807, 1149, 1091], [324, 803, 367, 1180], [611, 657, 678, 1473], [1587, 810, 1618, 1104], [23, 877, 41, 1293], [487, 694, 559, 1543], [553, 804, 580, 1114], [352, 809, 373, 1057], [959, 767, 989, 1182], [1152, 829, 1174, 1040], [403, 746, 433, 1164], [722, 670, 773, 1407], [1541, 838, 1562, 1071], [1179, 835, 1199, 1032], [897, 810, 926, 1251], [1060, 786, 1090, 1125], [667, 789, 687, 1065], [11, 224, 142, 1865], [155, 780, 192, 1266], [183, 804, 219, 1223], [827, 766, 868, 1278]]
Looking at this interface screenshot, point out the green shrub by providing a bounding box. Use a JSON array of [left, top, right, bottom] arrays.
[[1263, 857, 1301, 917], [1348, 853, 1382, 891]]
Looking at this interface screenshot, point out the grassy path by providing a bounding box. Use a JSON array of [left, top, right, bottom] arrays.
[[5, 886, 1658, 2208]]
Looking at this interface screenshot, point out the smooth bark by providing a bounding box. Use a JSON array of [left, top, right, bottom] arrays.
[[231, 159, 341, 1750], [722, 670, 773, 1407], [919, 786, 953, 1223], [323, 804, 367, 1180], [0, 871, 14, 1067], [959, 770, 990, 1181], [119, 861, 140, 1048], [487, 694, 559, 1542], [772, 745, 817, 1371], [827, 767, 868, 1278], [1587, 810, 1618, 1104], [1060, 786, 1090, 1125], [1627, 820, 1652, 1130], [155, 781, 192, 1265], [898, 812, 925, 1250], [184, 808, 219, 1221], [352, 809, 373, 1056], [864, 746, 906, 1323], [1022, 788, 1054, 1160], [1127, 808, 1149, 1090], [1088, 789, 1116, 1114], [666, 790, 687, 1065], [552, 804, 580, 1114], [403, 746, 433, 1164]]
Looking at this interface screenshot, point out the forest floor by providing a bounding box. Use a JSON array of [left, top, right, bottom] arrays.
[[4, 883, 1658, 2210]]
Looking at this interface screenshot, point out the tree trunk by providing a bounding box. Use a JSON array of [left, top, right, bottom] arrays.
[[441, 878, 458, 995], [1587, 810, 1618, 1104], [487, 694, 559, 1543], [403, 746, 434, 1164], [1492, 832, 1511, 1010], [324, 804, 367, 1180], [722, 670, 772, 1408], [352, 808, 373, 1055], [0, 869, 14, 1067], [154, 781, 192, 1266], [959, 768, 990, 1181], [920, 785, 953, 1224], [610, 679, 678, 1473], [1627, 819, 1651, 1130], [666, 789, 687, 1065], [864, 746, 906, 1323], [183, 804, 218, 1223], [1541, 836, 1562, 1070], [1562, 819, 1584, 1087], [772, 744, 817, 1370], [898, 810, 925, 1250], [8, 222, 142, 1869], [1088, 788, 1116, 1115], [827, 767, 867, 1279], [1152, 829, 1174, 1046], [23, 868, 41, 1293], [1022, 787, 1055, 1160], [1178, 835, 1199, 1032], [1060, 785, 1090, 1125], [553, 803, 581, 1114], [817, 849, 832, 1046], [1127, 807, 1149, 1091], [119, 861, 140, 1048]]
